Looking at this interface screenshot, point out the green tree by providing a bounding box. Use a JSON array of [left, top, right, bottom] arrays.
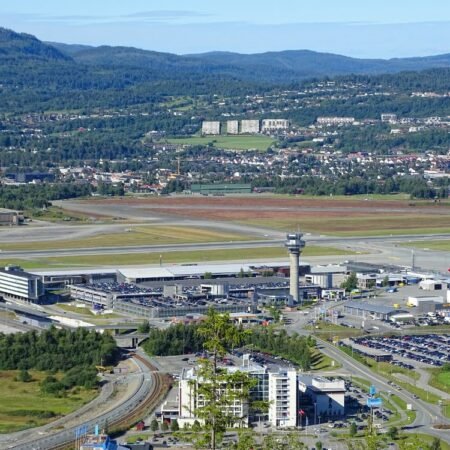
[[316, 441, 323, 450], [189, 307, 252, 450], [138, 321, 150, 334], [150, 419, 159, 432], [16, 369, 32, 382], [429, 437, 442, 450], [387, 426, 398, 440], [341, 272, 358, 291], [349, 421, 357, 437], [170, 419, 180, 432]]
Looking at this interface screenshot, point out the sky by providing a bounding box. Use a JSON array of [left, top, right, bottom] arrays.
[[1, 0, 450, 58]]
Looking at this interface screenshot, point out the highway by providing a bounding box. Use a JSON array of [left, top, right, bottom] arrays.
[[284, 307, 450, 443], [317, 338, 450, 442]]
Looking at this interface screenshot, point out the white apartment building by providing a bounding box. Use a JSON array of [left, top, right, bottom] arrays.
[[261, 119, 289, 132], [268, 368, 298, 427], [316, 117, 355, 126], [226, 120, 239, 134], [0, 266, 44, 303], [240, 120, 260, 134], [202, 121, 221, 135]]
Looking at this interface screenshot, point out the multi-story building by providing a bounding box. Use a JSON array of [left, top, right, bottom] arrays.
[[298, 376, 346, 419], [202, 121, 221, 135], [262, 119, 289, 132], [0, 266, 44, 303], [227, 120, 239, 134], [179, 365, 250, 427], [268, 368, 298, 427], [316, 117, 355, 126], [240, 120, 260, 134], [381, 113, 397, 123], [178, 358, 298, 429]]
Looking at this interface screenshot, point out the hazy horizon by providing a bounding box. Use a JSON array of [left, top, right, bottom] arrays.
[[1, 1, 450, 58]]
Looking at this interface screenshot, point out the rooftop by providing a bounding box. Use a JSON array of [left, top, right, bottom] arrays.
[[345, 301, 407, 315]]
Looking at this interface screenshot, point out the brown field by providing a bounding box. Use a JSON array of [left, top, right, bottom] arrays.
[[78, 196, 450, 235]]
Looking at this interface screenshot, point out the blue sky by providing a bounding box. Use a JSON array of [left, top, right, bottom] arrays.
[[1, 0, 450, 58]]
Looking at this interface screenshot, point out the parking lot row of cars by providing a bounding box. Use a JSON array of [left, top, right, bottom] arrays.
[[351, 334, 449, 367]]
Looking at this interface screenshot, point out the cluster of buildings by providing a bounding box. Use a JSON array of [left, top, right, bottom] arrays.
[[201, 119, 289, 135], [170, 356, 345, 428]]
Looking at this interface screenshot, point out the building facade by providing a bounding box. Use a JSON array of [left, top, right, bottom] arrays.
[[202, 121, 221, 135], [261, 119, 289, 132], [227, 120, 239, 134], [268, 368, 298, 427], [0, 266, 44, 303], [240, 120, 260, 134]]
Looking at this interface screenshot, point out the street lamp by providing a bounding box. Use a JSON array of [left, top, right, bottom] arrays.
[[314, 402, 317, 426]]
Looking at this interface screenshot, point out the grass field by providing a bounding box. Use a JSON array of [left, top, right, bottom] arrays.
[[402, 239, 450, 251], [167, 135, 275, 151], [243, 215, 450, 236], [429, 368, 450, 394], [0, 370, 97, 433], [0, 226, 255, 251], [0, 245, 355, 270], [56, 304, 122, 319], [310, 348, 341, 371]]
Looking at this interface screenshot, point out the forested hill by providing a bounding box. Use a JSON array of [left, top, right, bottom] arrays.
[[0, 26, 449, 114], [49, 40, 450, 82], [0, 28, 70, 61]]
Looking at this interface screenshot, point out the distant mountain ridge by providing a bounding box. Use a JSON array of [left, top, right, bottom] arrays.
[[48, 40, 450, 82], [1, 27, 449, 83]]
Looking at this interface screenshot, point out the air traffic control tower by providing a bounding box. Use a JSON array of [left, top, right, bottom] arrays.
[[285, 232, 305, 302]]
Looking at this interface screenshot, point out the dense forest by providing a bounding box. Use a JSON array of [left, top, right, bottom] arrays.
[[142, 323, 314, 370], [0, 327, 118, 393], [0, 183, 92, 210]]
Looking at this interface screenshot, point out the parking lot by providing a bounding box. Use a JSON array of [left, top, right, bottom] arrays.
[[350, 334, 450, 367]]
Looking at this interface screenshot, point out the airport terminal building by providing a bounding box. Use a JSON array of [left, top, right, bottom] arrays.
[[0, 266, 45, 303]]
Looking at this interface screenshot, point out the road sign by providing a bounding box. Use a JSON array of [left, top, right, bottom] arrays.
[[367, 397, 383, 408]]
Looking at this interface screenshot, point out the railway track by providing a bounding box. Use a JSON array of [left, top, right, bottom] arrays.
[[11, 355, 171, 450]]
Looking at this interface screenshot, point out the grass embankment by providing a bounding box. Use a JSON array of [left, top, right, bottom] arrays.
[[397, 434, 450, 450], [308, 322, 364, 339], [0, 245, 354, 270], [167, 135, 275, 151], [26, 206, 99, 223], [310, 347, 341, 371], [0, 370, 97, 433], [0, 226, 255, 251], [429, 368, 450, 394], [56, 304, 122, 319]]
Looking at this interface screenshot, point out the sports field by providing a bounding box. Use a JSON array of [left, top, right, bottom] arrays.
[[0, 226, 255, 251], [0, 370, 97, 433], [167, 135, 275, 151], [0, 245, 354, 270]]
